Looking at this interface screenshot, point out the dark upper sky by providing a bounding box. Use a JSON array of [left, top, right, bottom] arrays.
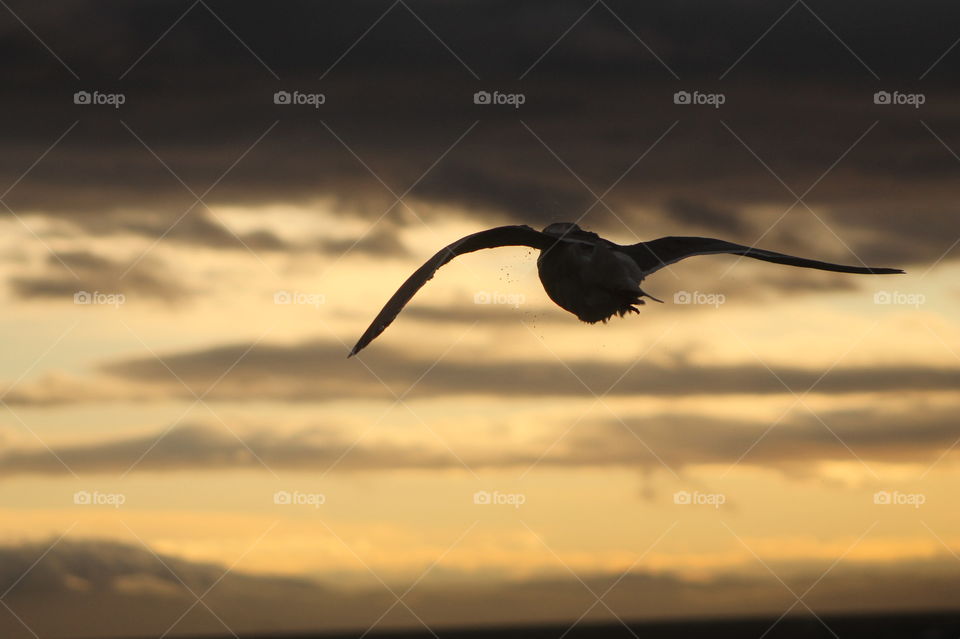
[[1, 0, 959, 266]]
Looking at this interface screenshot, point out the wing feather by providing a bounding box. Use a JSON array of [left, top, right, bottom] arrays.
[[627, 236, 905, 277], [348, 225, 558, 357]]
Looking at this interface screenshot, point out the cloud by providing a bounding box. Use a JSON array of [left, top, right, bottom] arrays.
[[398, 303, 569, 325], [2, 330, 956, 407], [2, 399, 958, 478], [0, 1, 954, 267], [0, 538, 222, 596], [313, 222, 410, 258], [8, 250, 190, 303], [1, 537, 959, 638], [556, 406, 960, 474], [662, 198, 748, 235], [60, 210, 409, 257], [86, 339, 960, 402], [0, 538, 383, 638], [0, 423, 458, 477]]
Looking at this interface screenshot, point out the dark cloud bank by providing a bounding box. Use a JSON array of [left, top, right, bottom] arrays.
[[2, 399, 957, 478], [1, 0, 958, 270], [0, 538, 958, 638], [100, 339, 960, 400]]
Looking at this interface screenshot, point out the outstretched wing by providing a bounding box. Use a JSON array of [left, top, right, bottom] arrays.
[[626, 236, 905, 277], [349, 225, 560, 357]]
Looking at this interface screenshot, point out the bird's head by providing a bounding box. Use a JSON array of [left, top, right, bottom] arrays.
[[542, 222, 583, 237], [542, 222, 601, 244]]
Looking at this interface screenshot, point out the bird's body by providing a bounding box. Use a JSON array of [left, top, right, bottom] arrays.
[[348, 223, 904, 357], [537, 223, 658, 323]]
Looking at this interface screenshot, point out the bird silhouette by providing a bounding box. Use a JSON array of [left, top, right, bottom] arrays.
[[348, 223, 904, 357]]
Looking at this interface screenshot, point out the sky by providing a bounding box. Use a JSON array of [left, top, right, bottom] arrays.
[[1, 0, 960, 637]]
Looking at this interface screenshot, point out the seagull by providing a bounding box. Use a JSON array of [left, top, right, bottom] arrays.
[[348, 223, 904, 357]]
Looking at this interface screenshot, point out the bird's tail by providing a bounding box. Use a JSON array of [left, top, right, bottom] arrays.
[[639, 286, 663, 303]]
